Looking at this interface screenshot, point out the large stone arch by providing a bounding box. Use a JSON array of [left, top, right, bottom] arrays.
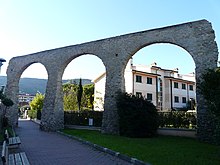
[[5, 58, 49, 126], [5, 19, 218, 142]]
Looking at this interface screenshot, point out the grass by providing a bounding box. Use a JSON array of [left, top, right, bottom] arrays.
[[63, 128, 220, 165]]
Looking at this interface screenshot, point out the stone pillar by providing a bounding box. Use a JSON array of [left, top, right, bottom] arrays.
[[101, 60, 126, 135], [5, 67, 20, 127], [191, 21, 219, 144], [40, 68, 64, 131]]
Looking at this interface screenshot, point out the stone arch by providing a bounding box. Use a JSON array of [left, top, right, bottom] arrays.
[[61, 53, 106, 78], [63, 54, 106, 80], [5, 59, 48, 126], [116, 20, 218, 142], [5, 20, 218, 143], [124, 43, 196, 110], [131, 43, 195, 74]]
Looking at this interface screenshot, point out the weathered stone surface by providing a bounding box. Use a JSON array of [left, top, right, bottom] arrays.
[[4, 19, 219, 143]]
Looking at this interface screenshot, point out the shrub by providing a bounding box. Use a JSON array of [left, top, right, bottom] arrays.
[[158, 111, 197, 129], [199, 68, 220, 117], [64, 110, 103, 127], [116, 92, 159, 138], [199, 68, 220, 145], [28, 109, 37, 119], [2, 117, 8, 128], [0, 89, 14, 129], [36, 110, 41, 120]]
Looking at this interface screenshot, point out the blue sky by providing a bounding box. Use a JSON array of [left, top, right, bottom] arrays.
[[0, 0, 220, 79]]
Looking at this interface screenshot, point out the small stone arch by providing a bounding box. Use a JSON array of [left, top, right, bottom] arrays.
[[5, 19, 218, 143]]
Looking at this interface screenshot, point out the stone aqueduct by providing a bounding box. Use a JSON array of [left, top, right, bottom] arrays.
[[5, 20, 219, 142]]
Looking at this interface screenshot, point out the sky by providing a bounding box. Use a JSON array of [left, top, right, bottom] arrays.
[[0, 0, 220, 80]]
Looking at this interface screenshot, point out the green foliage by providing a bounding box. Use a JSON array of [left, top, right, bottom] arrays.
[[199, 67, 220, 144], [158, 111, 197, 129], [199, 68, 220, 117], [28, 109, 37, 119], [116, 92, 159, 137], [29, 93, 45, 120], [63, 82, 94, 111], [0, 89, 14, 109], [1, 98, 14, 107], [77, 78, 83, 111], [64, 110, 103, 126], [0, 89, 14, 128], [83, 84, 94, 110], [63, 83, 78, 110]]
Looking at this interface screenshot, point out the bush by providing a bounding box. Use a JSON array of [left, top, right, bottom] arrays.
[[28, 109, 37, 119], [158, 111, 197, 129], [2, 117, 8, 128], [116, 92, 159, 138], [199, 68, 220, 144], [36, 110, 41, 120]]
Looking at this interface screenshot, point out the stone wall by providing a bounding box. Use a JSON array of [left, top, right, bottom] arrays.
[[4, 19, 219, 143]]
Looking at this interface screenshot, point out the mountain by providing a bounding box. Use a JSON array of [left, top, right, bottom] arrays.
[[0, 76, 93, 95]]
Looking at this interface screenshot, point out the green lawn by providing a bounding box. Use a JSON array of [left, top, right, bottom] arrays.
[[63, 129, 220, 165]]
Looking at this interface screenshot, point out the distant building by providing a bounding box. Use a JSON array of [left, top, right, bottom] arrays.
[[18, 93, 35, 107], [93, 59, 196, 111]]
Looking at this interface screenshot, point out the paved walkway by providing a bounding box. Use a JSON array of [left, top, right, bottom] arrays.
[[14, 120, 132, 165]]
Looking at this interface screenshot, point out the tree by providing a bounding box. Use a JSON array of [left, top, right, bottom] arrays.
[[199, 67, 220, 144], [0, 89, 14, 128], [77, 78, 83, 111], [199, 68, 220, 117], [83, 84, 94, 110], [29, 93, 45, 119], [63, 83, 78, 111]]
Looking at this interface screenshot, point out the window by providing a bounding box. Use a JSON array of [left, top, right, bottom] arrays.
[[136, 92, 142, 98], [136, 75, 142, 83], [147, 93, 153, 101], [182, 97, 186, 103], [189, 85, 193, 91], [182, 83, 186, 89], [174, 82, 178, 88], [174, 96, 179, 103], [147, 77, 152, 84]]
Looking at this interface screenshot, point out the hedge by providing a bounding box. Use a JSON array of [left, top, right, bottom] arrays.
[[63, 110, 197, 129], [64, 110, 102, 127]]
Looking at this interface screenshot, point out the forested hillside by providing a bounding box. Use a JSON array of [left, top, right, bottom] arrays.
[[0, 76, 92, 95]]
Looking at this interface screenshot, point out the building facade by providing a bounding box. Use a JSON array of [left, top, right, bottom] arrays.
[[18, 93, 35, 107], [93, 59, 196, 111]]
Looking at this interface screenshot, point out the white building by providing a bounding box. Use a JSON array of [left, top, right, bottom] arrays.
[[93, 59, 196, 111], [18, 93, 35, 107]]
